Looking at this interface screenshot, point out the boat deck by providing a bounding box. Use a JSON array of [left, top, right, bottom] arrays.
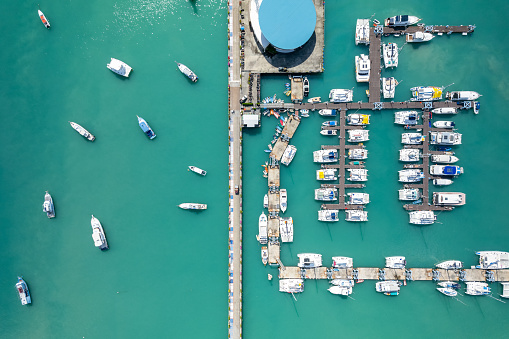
[[291, 76, 304, 103]]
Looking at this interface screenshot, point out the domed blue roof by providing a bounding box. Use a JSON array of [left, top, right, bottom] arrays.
[[258, 0, 317, 50]]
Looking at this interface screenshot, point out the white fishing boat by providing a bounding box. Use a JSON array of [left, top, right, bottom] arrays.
[[38, 8, 50, 29], [280, 189, 288, 212], [445, 91, 481, 101], [347, 114, 370, 126], [382, 43, 398, 68], [346, 192, 370, 204], [385, 256, 406, 269], [320, 129, 337, 136], [316, 168, 338, 181], [475, 251, 509, 269], [178, 203, 207, 210], [347, 169, 368, 182], [263, 194, 268, 208], [107, 58, 132, 77], [382, 77, 397, 99], [433, 192, 466, 206], [315, 188, 338, 201], [313, 149, 339, 163], [328, 284, 353, 296], [399, 149, 421, 162], [385, 15, 420, 27], [437, 287, 457, 297], [279, 279, 304, 293], [257, 212, 268, 244], [42, 191, 55, 218], [433, 121, 455, 128], [436, 260, 463, 270], [395, 111, 420, 125], [348, 148, 368, 160], [15, 277, 32, 305], [318, 210, 340, 222], [137, 115, 156, 140], [307, 96, 321, 103], [176, 61, 198, 82], [355, 54, 370, 82], [376, 280, 401, 296], [303, 77, 309, 97], [409, 210, 436, 225], [329, 89, 353, 103], [281, 145, 297, 166], [401, 133, 424, 145], [318, 109, 337, 116], [298, 253, 323, 268], [406, 31, 434, 43], [261, 246, 268, 265], [398, 188, 421, 201], [398, 169, 424, 182], [432, 178, 454, 186], [410, 86, 443, 101], [91, 215, 109, 250], [279, 217, 294, 243], [429, 132, 462, 145], [345, 210, 368, 222], [432, 107, 458, 114], [69, 121, 95, 141], [332, 256, 354, 268], [465, 282, 491, 296], [347, 129, 369, 142], [188, 166, 207, 176], [430, 165, 463, 176], [355, 19, 370, 45], [501, 282, 509, 298]]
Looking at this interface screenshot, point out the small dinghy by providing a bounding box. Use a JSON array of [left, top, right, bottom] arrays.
[[38, 8, 50, 29], [69, 121, 95, 141], [432, 178, 453, 186], [42, 191, 55, 218], [176, 61, 198, 82], [179, 203, 207, 210], [91, 215, 109, 251], [189, 166, 206, 176], [137, 115, 156, 139]]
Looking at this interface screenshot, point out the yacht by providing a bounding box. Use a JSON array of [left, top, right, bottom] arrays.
[[38, 8, 50, 29], [375, 280, 401, 296], [432, 107, 458, 114], [281, 145, 297, 166], [263, 194, 268, 208], [348, 148, 368, 160], [322, 120, 338, 127], [189, 166, 207, 176], [436, 260, 463, 270], [329, 89, 353, 103], [347, 114, 370, 126], [382, 77, 397, 99], [303, 77, 309, 97], [355, 54, 370, 82], [429, 132, 462, 145], [316, 168, 338, 181], [475, 251, 509, 269], [297, 253, 323, 268], [445, 91, 481, 101], [406, 32, 434, 43], [137, 115, 156, 139], [355, 19, 370, 45], [432, 178, 454, 186], [279, 279, 304, 293], [42, 191, 55, 218], [346, 192, 370, 205], [318, 109, 337, 116], [69, 121, 95, 141], [401, 133, 424, 145], [107, 58, 132, 77], [261, 246, 268, 265], [433, 121, 455, 128], [15, 277, 31, 305], [394, 111, 420, 125], [280, 189, 288, 212], [91, 215, 109, 250], [308, 97, 321, 103], [257, 212, 268, 244], [430, 165, 463, 176], [432, 192, 466, 206], [409, 210, 436, 225], [279, 217, 294, 242], [179, 203, 207, 210], [465, 282, 491, 296], [398, 169, 424, 182], [474, 101, 480, 114], [332, 256, 354, 268], [345, 210, 368, 222], [385, 15, 420, 27], [318, 209, 340, 222], [382, 43, 398, 68], [385, 256, 406, 269], [399, 149, 421, 162], [313, 150, 339, 163], [437, 287, 457, 297], [328, 285, 353, 296], [347, 169, 368, 182], [398, 188, 421, 201], [320, 129, 337, 136], [438, 281, 461, 290], [410, 86, 443, 101], [176, 61, 198, 82], [315, 188, 338, 201], [501, 282, 509, 298], [347, 129, 369, 142]]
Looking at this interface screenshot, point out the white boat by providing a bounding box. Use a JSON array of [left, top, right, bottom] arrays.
[[501, 282, 509, 298], [137, 115, 156, 140], [318, 109, 337, 116], [433, 121, 455, 128], [446, 91, 481, 101], [429, 132, 462, 145], [432, 107, 458, 115], [42, 191, 55, 218], [281, 145, 297, 166], [436, 260, 463, 270], [38, 9, 50, 29], [348, 148, 368, 160], [176, 61, 198, 82], [69, 121, 95, 141], [320, 129, 337, 136], [322, 120, 338, 127], [382, 77, 397, 99], [257, 212, 268, 244], [15, 277, 32, 305], [395, 111, 420, 125], [178, 203, 207, 210], [355, 54, 370, 82], [298, 253, 322, 268], [465, 282, 491, 296], [474, 101, 480, 114], [355, 19, 370, 45], [263, 194, 268, 208], [399, 149, 421, 162], [261, 246, 268, 265], [385, 15, 420, 27], [375, 280, 401, 296], [91, 215, 109, 250], [432, 153, 459, 164], [318, 209, 340, 222], [401, 133, 424, 145], [332, 256, 354, 268], [410, 86, 443, 101], [385, 256, 406, 269], [316, 168, 338, 181], [409, 210, 436, 225], [398, 169, 424, 182], [279, 217, 293, 242], [382, 43, 398, 68], [398, 188, 421, 201], [430, 165, 463, 176], [346, 192, 370, 205], [432, 192, 466, 206], [328, 285, 353, 296], [300, 109, 309, 117], [345, 210, 368, 222], [307, 96, 321, 103], [347, 129, 369, 142], [280, 189, 288, 212], [432, 178, 454, 186], [315, 188, 338, 201], [279, 279, 304, 293], [189, 166, 207, 176], [406, 31, 434, 43], [329, 89, 353, 103], [347, 114, 370, 126], [303, 77, 309, 97], [437, 287, 458, 297], [438, 281, 461, 289], [347, 169, 368, 182], [107, 58, 132, 77], [313, 150, 338, 163], [475, 251, 509, 269]]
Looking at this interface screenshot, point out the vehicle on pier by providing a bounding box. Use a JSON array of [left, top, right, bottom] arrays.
[[465, 282, 491, 296], [382, 77, 397, 99], [376, 280, 401, 296], [385, 256, 406, 269], [348, 148, 368, 160], [355, 54, 370, 83], [406, 31, 434, 43], [313, 149, 339, 163], [257, 212, 268, 244], [316, 168, 338, 181], [433, 192, 466, 206], [382, 43, 398, 68], [137, 115, 156, 140], [69, 121, 95, 141], [437, 287, 457, 297], [38, 8, 50, 29], [176, 61, 198, 82], [303, 77, 309, 97], [355, 19, 370, 45], [318, 109, 337, 116], [42, 191, 55, 218], [429, 131, 462, 145], [91, 215, 109, 251], [432, 178, 454, 186], [281, 145, 297, 166], [298, 253, 323, 268], [398, 188, 421, 201], [261, 246, 268, 265], [188, 166, 207, 176], [410, 86, 443, 101], [409, 210, 436, 225], [430, 165, 463, 176], [279, 279, 304, 293], [348, 129, 369, 142], [394, 111, 420, 125], [436, 260, 463, 270], [329, 89, 353, 103], [320, 129, 337, 136], [15, 277, 31, 305], [346, 193, 370, 205], [433, 121, 455, 128], [280, 189, 288, 212], [475, 251, 509, 269], [347, 169, 368, 182], [179, 203, 207, 210], [318, 209, 339, 222], [401, 133, 424, 145], [432, 107, 458, 114], [399, 149, 421, 162], [307, 96, 321, 103], [315, 188, 338, 201], [398, 169, 424, 182], [385, 15, 420, 27], [438, 281, 461, 289], [332, 256, 354, 268], [445, 91, 481, 101], [279, 217, 293, 243], [431, 154, 459, 163], [107, 58, 132, 77], [347, 114, 370, 126], [345, 210, 368, 222]]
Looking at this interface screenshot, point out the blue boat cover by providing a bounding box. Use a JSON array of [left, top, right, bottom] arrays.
[[443, 166, 457, 175]]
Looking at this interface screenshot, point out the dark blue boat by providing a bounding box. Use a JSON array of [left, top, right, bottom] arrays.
[[137, 115, 156, 140]]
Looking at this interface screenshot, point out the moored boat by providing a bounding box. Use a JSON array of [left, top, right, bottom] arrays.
[[316, 168, 338, 181], [91, 215, 109, 251], [432, 178, 454, 186], [429, 132, 462, 145], [399, 149, 421, 162], [307, 96, 321, 103], [432, 192, 466, 206], [329, 89, 353, 103], [279, 217, 293, 243], [279, 279, 304, 293], [385, 256, 406, 269], [320, 129, 337, 136], [475, 251, 509, 269], [382, 43, 398, 68], [355, 54, 370, 83], [385, 15, 420, 27], [107, 58, 132, 77], [398, 188, 421, 201], [315, 188, 338, 201], [69, 121, 95, 141], [322, 120, 338, 127], [355, 19, 370, 45], [263, 194, 268, 208], [332, 256, 353, 268], [347, 129, 369, 142], [176, 61, 198, 82], [257, 212, 268, 244], [430, 165, 463, 176], [303, 77, 309, 97], [346, 192, 370, 205], [280, 188, 288, 212], [395, 111, 420, 125], [437, 287, 457, 297], [348, 148, 368, 160], [501, 282, 509, 298], [178, 203, 207, 210], [297, 253, 322, 268], [261, 246, 268, 265], [345, 210, 368, 222], [409, 210, 436, 225], [347, 168, 368, 182], [431, 154, 459, 163], [328, 285, 353, 296], [318, 109, 337, 116], [137, 115, 156, 139], [42, 191, 55, 218], [445, 91, 481, 101], [406, 32, 434, 43], [432, 107, 458, 114], [401, 133, 424, 145], [382, 77, 397, 99], [318, 209, 339, 222], [438, 281, 461, 289], [347, 114, 370, 126], [433, 121, 455, 128], [189, 166, 207, 176], [375, 280, 401, 296], [38, 8, 50, 29], [410, 86, 443, 101], [313, 149, 338, 163], [15, 277, 31, 305], [436, 260, 463, 270], [465, 282, 491, 296], [398, 169, 424, 182], [281, 145, 297, 166]]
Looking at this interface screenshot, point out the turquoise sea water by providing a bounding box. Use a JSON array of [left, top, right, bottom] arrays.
[[1, 0, 509, 338]]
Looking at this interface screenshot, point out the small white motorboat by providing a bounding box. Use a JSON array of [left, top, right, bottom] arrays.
[[91, 215, 109, 251], [318, 109, 337, 116], [38, 8, 50, 29], [261, 246, 268, 265], [433, 121, 455, 128], [15, 277, 32, 305], [431, 154, 459, 163], [178, 203, 207, 210], [385, 15, 420, 27], [406, 32, 434, 43], [42, 191, 55, 218], [320, 129, 337, 136], [436, 260, 463, 270], [69, 121, 95, 141], [432, 107, 458, 115], [280, 189, 288, 213], [257, 212, 268, 244], [107, 58, 132, 77], [263, 194, 268, 208], [437, 287, 457, 297], [432, 178, 454, 186], [189, 166, 207, 176], [137, 115, 156, 140], [176, 61, 198, 82], [446, 91, 481, 101]]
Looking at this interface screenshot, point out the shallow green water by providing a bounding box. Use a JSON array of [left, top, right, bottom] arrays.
[[1, 1, 509, 338]]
